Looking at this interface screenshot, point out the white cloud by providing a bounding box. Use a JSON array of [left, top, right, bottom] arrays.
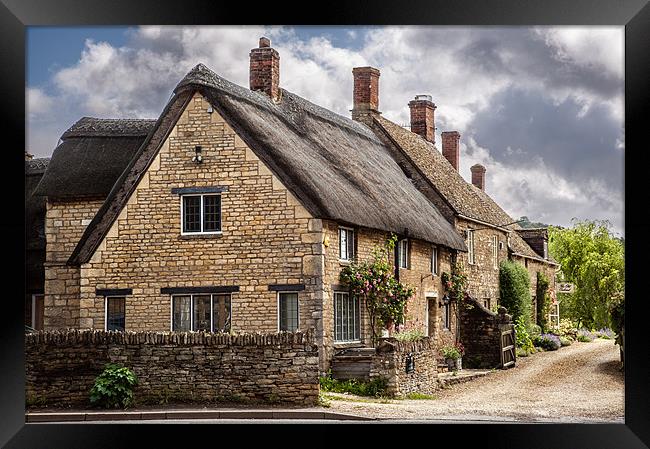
[[26, 25, 624, 234]]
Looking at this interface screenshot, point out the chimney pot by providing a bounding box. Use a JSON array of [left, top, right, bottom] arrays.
[[351, 66, 381, 124], [408, 95, 437, 143], [441, 131, 461, 171], [250, 37, 280, 102], [259, 37, 271, 48], [471, 163, 486, 191]]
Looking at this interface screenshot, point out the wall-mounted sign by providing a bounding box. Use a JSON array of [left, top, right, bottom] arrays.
[[557, 283, 575, 294]]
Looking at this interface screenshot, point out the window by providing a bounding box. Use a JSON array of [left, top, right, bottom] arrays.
[[339, 227, 355, 261], [398, 239, 409, 269], [181, 194, 221, 234], [431, 246, 439, 275], [443, 302, 451, 330], [106, 297, 126, 331], [334, 292, 360, 342], [278, 292, 299, 332], [467, 230, 475, 264], [543, 240, 548, 259], [483, 298, 491, 310], [492, 235, 498, 269], [171, 294, 231, 332]]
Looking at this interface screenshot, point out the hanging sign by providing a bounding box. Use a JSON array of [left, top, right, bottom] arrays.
[[557, 283, 575, 294]]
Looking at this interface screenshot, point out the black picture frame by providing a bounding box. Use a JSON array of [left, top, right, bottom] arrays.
[[4, 0, 649, 447]]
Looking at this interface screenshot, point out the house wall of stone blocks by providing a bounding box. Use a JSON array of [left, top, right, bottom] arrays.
[[322, 220, 458, 370], [44, 199, 104, 329], [455, 218, 509, 311]]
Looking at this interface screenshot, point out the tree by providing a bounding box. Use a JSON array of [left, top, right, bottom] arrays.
[[548, 219, 624, 330], [536, 271, 550, 332]]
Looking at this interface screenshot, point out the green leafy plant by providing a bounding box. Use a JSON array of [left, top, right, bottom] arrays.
[[533, 333, 561, 351], [319, 374, 389, 398], [499, 260, 532, 328], [527, 324, 542, 338], [441, 342, 464, 360], [559, 336, 572, 347], [558, 318, 579, 339], [514, 316, 535, 355], [89, 363, 138, 409], [441, 263, 468, 302], [340, 234, 415, 344]]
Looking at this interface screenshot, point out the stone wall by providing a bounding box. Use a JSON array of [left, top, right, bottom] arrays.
[[25, 330, 319, 407], [44, 199, 104, 329], [459, 297, 514, 369], [369, 337, 438, 396]]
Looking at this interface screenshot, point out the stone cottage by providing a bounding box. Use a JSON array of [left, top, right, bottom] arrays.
[[33, 38, 472, 371], [31, 37, 557, 372]]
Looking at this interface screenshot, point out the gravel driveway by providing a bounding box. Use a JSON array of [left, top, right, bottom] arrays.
[[325, 338, 624, 423]]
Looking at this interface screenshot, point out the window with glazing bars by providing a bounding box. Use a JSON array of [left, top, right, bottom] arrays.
[[339, 227, 355, 261], [278, 292, 299, 332], [106, 297, 126, 331], [398, 239, 409, 269], [182, 194, 221, 234], [334, 291, 360, 342], [431, 245, 438, 275], [171, 294, 231, 332], [492, 235, 498, 269]]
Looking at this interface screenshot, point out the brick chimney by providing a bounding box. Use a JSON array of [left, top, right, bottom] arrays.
[[351, 66, 381, 124], [471, 164, 486, 190], [249, 37, 280, 102], [441, 131, 460, 171], [408, 95, 436, 143]]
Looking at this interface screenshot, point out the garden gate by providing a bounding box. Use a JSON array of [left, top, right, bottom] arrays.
[[500, 327, 516, 368]]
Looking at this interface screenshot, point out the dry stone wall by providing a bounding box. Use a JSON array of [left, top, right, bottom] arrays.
[[369, 337, 438, 396], [25, 330, 319, 407]]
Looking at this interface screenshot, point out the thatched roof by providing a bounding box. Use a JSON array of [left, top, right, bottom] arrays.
[[33, 118, 156, 199], [69, 64, 466, 265], [374, 115, 558, 265], [26, 158, 49, 250]]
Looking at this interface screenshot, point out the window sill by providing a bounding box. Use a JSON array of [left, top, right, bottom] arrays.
[[338, 259, 353, 266], [179, 233, 223, 240], [333, 341, 364, 349]]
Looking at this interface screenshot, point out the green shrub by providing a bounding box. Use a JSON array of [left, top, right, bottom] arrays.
[[514, 316, 535, 354], [499, 260, 532, 327], [559, 336, 572, 347], [516, 347, 530, 357], [319, 374, 388, 397], [527, 324, 542, 337], [90, 363, 138, 409], [536, 272, 551, 332], [558, 318, 578, 339]]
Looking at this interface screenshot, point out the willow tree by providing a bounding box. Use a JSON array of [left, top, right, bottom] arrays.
[[548, 219, 624, 330]]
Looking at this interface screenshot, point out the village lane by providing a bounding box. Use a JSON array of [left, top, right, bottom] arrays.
[[325, 338, 624, 423]]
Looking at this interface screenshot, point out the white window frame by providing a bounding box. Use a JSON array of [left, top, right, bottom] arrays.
[[277, 291, 299, 332], [467, 230, 475, 265], [104, 296, 126, 332], [180, 193, 222, 236], [169, 294, 231, 332], [431, 245, 439, 276], [398, 239, 409, 269], [334, 291, 361, 343], [492, 235, 498, 269], [543, 240, 548, 259], [339, 226, 355, 262]]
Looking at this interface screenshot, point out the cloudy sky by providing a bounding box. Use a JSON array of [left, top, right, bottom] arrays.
[[26, 26, 624, 236]]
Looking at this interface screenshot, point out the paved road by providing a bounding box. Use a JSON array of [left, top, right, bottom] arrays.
[[325, 338, 624, 423]]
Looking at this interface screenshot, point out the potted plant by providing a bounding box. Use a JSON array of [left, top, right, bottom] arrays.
[[441, 342, 465, 371]]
